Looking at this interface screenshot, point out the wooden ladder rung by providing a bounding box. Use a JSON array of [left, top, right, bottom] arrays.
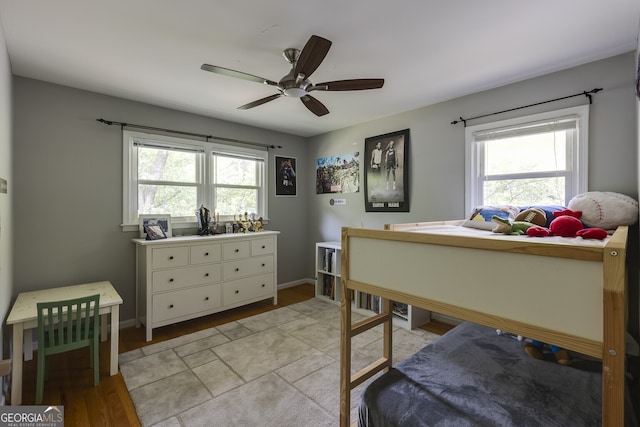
[[350, 357, 390, 389], [350, 311, 392, 336]]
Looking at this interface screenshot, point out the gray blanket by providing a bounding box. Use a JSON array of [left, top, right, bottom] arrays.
[[359, 322, 637, 426]]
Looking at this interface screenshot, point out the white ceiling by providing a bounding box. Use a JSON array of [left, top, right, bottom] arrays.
[[0, 1, 638, 138]]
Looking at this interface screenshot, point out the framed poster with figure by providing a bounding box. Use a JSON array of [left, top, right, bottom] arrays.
[[275, 156, 297, 196], [364, 129, 410, 212]]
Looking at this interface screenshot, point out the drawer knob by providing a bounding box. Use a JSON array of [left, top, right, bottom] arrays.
[[261, 263, 265, 267], [205, 252, 209, 256], [261, 284, 266, 288], [169, 256, 174, 260], [261, 245, 266, 249], [235, 268, 240, 272], [169, 278, 174, 282], [235, 249, 239, 253], [235, 290, 239, 294], [169, 304, 174, 309], [205, 297, 209, 301], [205, 273, 209, 277]]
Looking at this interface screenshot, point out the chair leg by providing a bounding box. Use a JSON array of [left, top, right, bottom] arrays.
[[92, 341, 99, 386], [35, 352, 46, 404]]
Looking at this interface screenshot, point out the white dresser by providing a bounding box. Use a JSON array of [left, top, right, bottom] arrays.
[[133, 231, 279, 341]]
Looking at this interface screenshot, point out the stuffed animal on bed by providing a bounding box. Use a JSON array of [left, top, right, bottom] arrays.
[[524, 340, 572, 365], [526, 209, 608, 239], [490, 215, 535, 235]]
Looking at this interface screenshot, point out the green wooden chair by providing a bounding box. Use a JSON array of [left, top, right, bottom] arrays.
[[36, 294, 100, 404]]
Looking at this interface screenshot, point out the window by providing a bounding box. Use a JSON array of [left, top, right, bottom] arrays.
[[465, 105, 588, 214], [123, 131, 267, 229]]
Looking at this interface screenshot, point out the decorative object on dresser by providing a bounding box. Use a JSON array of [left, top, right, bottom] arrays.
[[139, 214, 172, 238], [133, 231, 279, 341]]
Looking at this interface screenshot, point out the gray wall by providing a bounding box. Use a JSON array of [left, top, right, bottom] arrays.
[[0, 16, 13, 401], [308, 52, 638, 240], [11, 78, 309, 323]]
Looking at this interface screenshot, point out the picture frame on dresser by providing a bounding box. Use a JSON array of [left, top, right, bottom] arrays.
[[139, 214, 172, 238]]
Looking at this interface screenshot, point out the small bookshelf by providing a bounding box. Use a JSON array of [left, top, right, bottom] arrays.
[[314, 241, 429, 330], [315, 241, 342, 303]]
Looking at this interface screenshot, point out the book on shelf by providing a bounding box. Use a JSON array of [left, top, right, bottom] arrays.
[[392, 301, 409, 319], [324, 249, 333, 272], [322, 274, 335, 299], [331, 251, 337, 274]]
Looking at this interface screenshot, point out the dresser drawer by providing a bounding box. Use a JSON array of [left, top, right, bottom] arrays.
[[223, 255, 274, 281], [251, 237, 275, 256], [223, 240, 250, 260], [223, 273, 274, 306], [190, 243, 222, 264], [152, 246, 189, 269], [152, 264, 221, 292], [153, 283, 222, 323]]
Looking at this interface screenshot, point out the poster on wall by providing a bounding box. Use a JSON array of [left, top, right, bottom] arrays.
[[364, 129, 410, 212], [275, 156, 297, 196], [315, 152, 360, 194]]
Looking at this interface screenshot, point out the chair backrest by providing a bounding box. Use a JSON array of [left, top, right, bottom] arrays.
[[37, 294, 100, 355]]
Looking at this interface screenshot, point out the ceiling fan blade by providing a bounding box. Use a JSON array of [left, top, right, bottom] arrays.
[[238, 94, 282, 110], [301, 95, 329, 117], [201, 64, 279, 87], [311, 79, 385, 91], [294, 35, 332, 79]]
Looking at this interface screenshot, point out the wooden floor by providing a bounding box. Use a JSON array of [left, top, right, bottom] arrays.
[[10, 284, 451, 426]]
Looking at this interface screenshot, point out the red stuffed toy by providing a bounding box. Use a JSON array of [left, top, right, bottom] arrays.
[[526, 209, 608, 239]]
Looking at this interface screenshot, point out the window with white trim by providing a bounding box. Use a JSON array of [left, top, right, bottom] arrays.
[[465, 105, 589, 214], [123, 130, 268, 228]]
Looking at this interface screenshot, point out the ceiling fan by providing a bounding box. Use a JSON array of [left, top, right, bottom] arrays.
[[201, 35, 384, 117]]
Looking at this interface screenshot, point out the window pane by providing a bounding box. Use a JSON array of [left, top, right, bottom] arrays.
[[139, 146, 197, 183], [484, 177, 565, 206], [138, 184, 197, 217], [215, 156, 259, 185], [216, 187, 258, 216], [485, 131, 567, 175]]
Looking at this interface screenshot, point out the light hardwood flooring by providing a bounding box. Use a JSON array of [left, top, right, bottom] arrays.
[[9, 284, 451, 426]]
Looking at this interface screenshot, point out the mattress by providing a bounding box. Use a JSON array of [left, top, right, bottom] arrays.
[[358, 322, 637, 427]]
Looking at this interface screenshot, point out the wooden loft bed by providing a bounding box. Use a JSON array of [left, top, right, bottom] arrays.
[[339, 220, 629, 426]]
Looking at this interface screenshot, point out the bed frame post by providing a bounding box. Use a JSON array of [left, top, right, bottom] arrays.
[[340, 228, 395, 426], [601, 226, 627, 426], [340, 227, 353, 427]]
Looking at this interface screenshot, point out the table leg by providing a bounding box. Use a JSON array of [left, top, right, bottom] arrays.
[[100, 314, 107, 342], [11, 323, 24, 405], [110, 306, 119, 376], [23, 329, 33, 361]]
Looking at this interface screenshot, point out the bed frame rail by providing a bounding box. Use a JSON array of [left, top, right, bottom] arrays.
[[339, 224, 629, 427]]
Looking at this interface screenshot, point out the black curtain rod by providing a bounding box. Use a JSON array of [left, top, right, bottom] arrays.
[[96, 119, 282, 149], [450, 88, 603, 126]]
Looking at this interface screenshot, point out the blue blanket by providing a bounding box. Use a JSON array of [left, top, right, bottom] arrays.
[[359, 322, 637, 426]]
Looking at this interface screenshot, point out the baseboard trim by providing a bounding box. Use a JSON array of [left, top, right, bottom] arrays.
[[278, 279, 314, 290]]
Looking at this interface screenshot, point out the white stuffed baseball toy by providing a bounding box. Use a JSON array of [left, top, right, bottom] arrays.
[[568, 191, 639, 230]]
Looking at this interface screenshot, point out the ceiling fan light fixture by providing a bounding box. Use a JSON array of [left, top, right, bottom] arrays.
[[283, 87, 307, 98]]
